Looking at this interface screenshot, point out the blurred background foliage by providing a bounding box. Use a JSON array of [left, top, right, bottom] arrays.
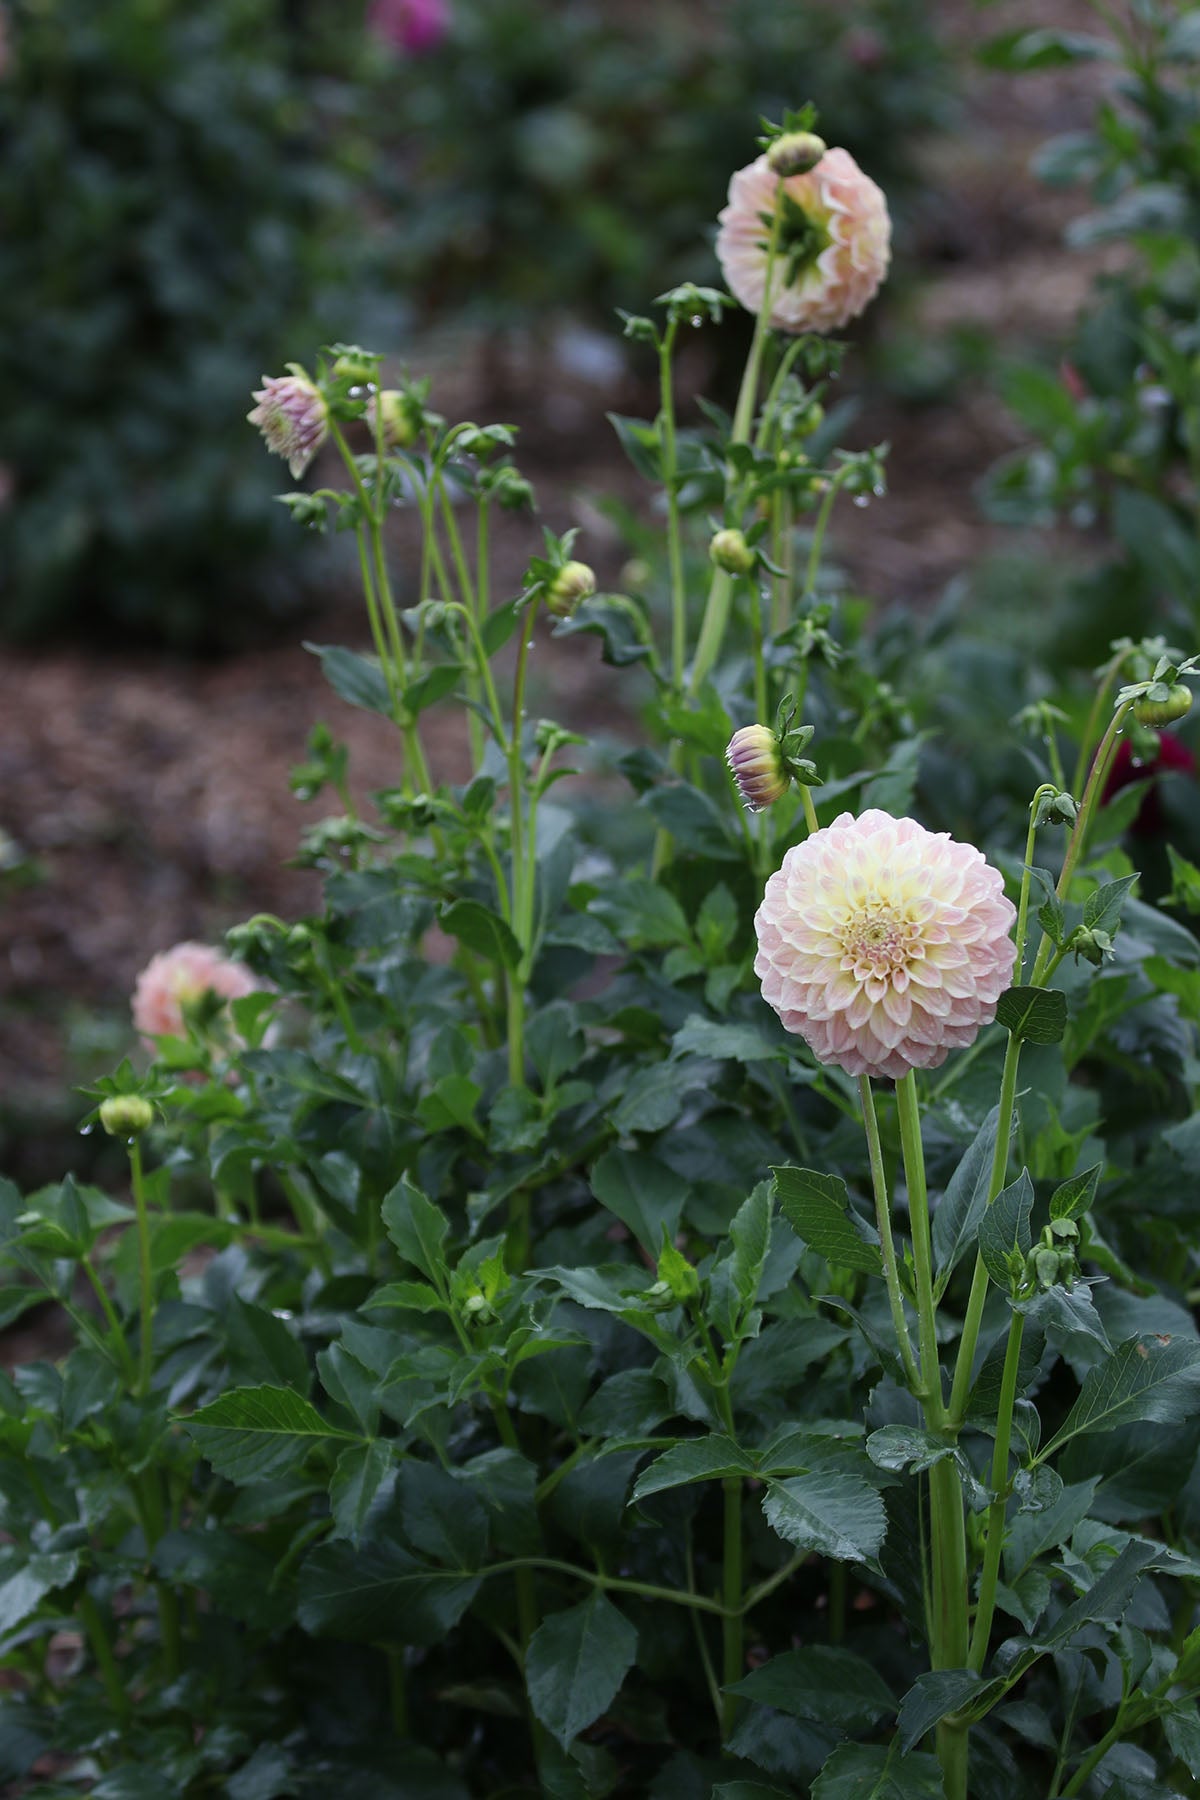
[[0, 0, 950, 648]]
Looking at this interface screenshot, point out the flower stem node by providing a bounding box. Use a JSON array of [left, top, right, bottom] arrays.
[[709, 528, 757, 577], [1133, 683, 1192, 728], [546, 560, 596, 619], [99, 1095, 155, 1140], [767, 131, 827, 177]]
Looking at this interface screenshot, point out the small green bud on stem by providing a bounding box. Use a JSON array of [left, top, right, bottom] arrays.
[[1133, 683, 1192, 728], [547, 561, 596, 619], [709, 528, 757, 577], [767, 131, 827, 177], [99, 1095, 154, 1139]]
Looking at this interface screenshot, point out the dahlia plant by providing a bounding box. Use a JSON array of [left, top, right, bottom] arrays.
[[5, 114, 1200, 1800]]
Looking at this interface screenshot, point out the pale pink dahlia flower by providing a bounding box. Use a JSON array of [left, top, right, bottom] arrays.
[[132, 942, 262, 1044], [247, 366, 328, 478], [716, 149, 890, 335], [754, 811, 1016, 1081]]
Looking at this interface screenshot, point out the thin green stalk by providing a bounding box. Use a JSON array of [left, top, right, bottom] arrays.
[[387, 1648, 408, 1736], [799, 784, 820, 835], [437, 474, 476, 617], [81, 1257, 136, 1386], [129, 1140, 155, 1400], [802, 464, 850, 600], [658, 321, 687, 693], [721, 1477, 744, 1734], [968, 1309, 1026, 1672], [1032, 702, 1132, 986], [506, 599, 541, 1090], [685, 1531, 725, 1732], [857, 1076, 921, 1394], [78, 1591, 130, 1730], [479, 1557, 727, 1616], [688, 186, 785, 694], [754, 335, 808, 453], [895, 1073, 970, 1800]]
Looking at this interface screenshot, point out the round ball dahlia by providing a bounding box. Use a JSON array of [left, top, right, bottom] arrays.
[[754, 810, 1016, 1081], [716, 149, 890, 335], [132, 942, 262, 1044], [247, 367, 328, 479]]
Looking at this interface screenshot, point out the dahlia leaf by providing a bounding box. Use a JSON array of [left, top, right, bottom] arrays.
[[773, 1166, 883, 1278], [1042, 1335, 1200, 1456], [978, 1169, 1034, 1293], [525, 1592, 637, 1750], [811, 1742, 944, 1799], [996, 985, 1068, 1044]]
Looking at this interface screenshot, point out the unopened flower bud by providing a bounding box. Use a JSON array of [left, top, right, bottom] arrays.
[[99, 1095, 154, 1139], [547, 560, 595, 619], [1133, 683, 1192, 728], [767, 130, 827, 177], [332, 352, 378, 389], [369, 389, 422, 449], [247, 367, 329, 478], [709, 528, 756, 577], [727, 724, 790, 812]]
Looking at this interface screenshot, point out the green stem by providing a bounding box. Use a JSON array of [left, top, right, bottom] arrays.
[[802, 464, 850, 600], [1032, 702, 1132, 986], [895, 1074, 970, 1800], [688, 186, 785, 695], [754, 335, 808, 453], [857, 1076, 922, 1395], [81, 1257, 136, 1387], [800, 785, 819, 835], [658, 321, 688, 694], [387, 1647, 408, 1736], [129, 1140, 154, 1400], [78, 1591, 130, 1730], [479, 1557, 727, 1616], [685, 1530, 725, 1732], [968, 1309, 1026, 1672], [894, 1076, 940, 1412], [721, 1477, 744, 1735], [506, 598, 540, 1089]]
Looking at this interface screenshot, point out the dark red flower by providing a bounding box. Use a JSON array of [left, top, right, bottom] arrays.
[[1103, 731, 1196, 835]]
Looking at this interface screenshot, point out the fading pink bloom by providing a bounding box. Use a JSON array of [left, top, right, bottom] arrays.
[[247, 366, 328, 479], [716, 149, 890, 335], [368, 0, 449, 54], [754, 810, 1016, 1081], [133, 942, 262, 1045]]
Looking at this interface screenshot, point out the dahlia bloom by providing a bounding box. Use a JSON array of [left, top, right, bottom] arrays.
[[368, 0, 449, 53], [727, 724, 789, 812], [133, 942, 262, 1045], [716, 149, 890, 335], [754, 810, 1016, 1081], [247, 367, 328, 478]]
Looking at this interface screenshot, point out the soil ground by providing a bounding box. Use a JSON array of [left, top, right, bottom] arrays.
[[0, 2, 1113, 1184]]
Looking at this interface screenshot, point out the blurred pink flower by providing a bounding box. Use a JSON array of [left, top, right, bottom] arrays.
[[133, 942, 262, 1044], [368, 0, 449, 54], [754, 810, 1016, 1081], [247, 366, 328, 479], [716, 149, 890, 335]]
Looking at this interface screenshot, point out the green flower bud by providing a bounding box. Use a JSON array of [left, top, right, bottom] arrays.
[[547, 561, 596, 619], [766, 131, 827, 177], [332, 352, 379, 388], [99, 1095, 155, 1139], [1133, 683, 1192, 727], [370, 389, 422, 449], [709, 528, 757, 577]]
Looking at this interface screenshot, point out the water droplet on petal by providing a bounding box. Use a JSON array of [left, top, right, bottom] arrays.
[[852, 494, 869, 508]]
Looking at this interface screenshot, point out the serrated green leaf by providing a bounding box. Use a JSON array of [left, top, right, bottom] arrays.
[[896, 1669, 993, 1754], [297, 1535, 479, 1644], [525, 1592, 637, 1750], [182, 1385, 354, 1484], [761, 1469, 886, 1564], [811, 1742, 944, 1799], [590, 1149, 687, 1256], [439, 899, 522, 970], [1043, 1336, 1200, 1457], [305, 643, 392, 715], [0, 1550, 81, 1635], [729, 1181, 773, 1305], [995, 986, 1068, 1044], [978, 1170, 1033, 1292], [1083, 875, 1137, 936], [329, 1440, 395, 1543], [866, 1424, 960, 1476], [727, 1646, 894, 1732], [671, 1015, 781, 1063], [931, 1106, 1000, 1290], [1049, 1163, 1102, 1222], [631, 1435, 755, 1501], [773, 1166, 882, 1277], [380, 1179, 450, 1288], [397, 1459, 489, 1569]]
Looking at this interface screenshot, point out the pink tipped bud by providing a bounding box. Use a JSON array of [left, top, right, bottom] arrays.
[[767, 131, 827, 177], [727, 724, 789, 812], [547, 560, 596, 619], [248, 366, 329, 479], [710, 528, 756, 577]]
